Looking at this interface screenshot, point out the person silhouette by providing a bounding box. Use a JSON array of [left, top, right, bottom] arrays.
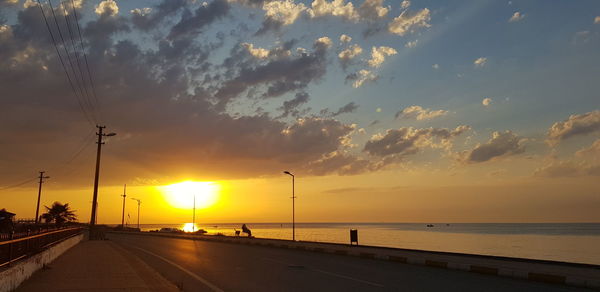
[[241, 224, 252, 237]]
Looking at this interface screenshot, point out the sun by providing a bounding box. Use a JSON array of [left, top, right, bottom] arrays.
[[161, 181, 219, 209]]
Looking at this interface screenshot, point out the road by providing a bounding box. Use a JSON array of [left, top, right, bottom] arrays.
[[108, 233, 585, 292]]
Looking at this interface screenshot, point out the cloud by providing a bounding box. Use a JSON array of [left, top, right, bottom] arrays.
[[242, 43, 270, 59], [308, 0, 359, 21], [474, 57, 487, 67], [594, 16, 600, 24], [367, 46, 397, 68], [534, 161, 600, 178], [168, 0, 230, 40], [364, 126, 470, 157], [357, 0, 389, 21], [576, 139, 600, 157], [95, 0, 119, 17], [388, 8, 431, 36], [278, 92, 310, 118], [338, 44, 363, 69], [405, 40, 418, 48], [321, 102, 359, 117], [0, 0, 18, 6], [130, 0, 188, 31], [339, 34, 352, 43], [459, 131, 526, 163], [508, 11, 525, 22], [401, 0, 410, 9], [431, 63, 439, 69], [546, 110, 600, 146], [395, 105, 448, 121], [257, 0, 307, 34], [346, 69, 378, 88], [482, 97, 492, 106]]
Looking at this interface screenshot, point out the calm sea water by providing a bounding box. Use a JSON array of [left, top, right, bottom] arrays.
[[132, 223, 600, 265]]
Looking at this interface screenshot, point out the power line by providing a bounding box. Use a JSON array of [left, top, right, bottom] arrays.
[[60, 0, 95, 116], [47, 0, 97, 123], [35, 0, 95, 126], [0, 177, 38, 191], [69, 0, 100, 108]]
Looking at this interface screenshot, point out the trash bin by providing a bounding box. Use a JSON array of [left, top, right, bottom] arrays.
[[350, 229, 358, 245]]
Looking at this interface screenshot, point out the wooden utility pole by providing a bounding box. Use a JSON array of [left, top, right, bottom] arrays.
[[35, 171, 50, 224], [90, 125, 116, 228]]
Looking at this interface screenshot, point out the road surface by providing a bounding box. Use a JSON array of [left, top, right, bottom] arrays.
[[108, 233, 586, 292]]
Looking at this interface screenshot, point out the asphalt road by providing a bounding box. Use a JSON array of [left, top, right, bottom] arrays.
[[108, 233, 586, 292]]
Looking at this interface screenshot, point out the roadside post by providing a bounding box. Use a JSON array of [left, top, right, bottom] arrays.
[[350, 229, 358, 246]]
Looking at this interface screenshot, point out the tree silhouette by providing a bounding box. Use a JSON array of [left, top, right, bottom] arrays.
[[41, 202, 77, 226]]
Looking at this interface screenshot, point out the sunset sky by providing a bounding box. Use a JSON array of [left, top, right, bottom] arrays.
[[1, 0, 599, 224]]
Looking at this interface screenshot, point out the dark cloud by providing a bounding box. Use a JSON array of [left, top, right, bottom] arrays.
[[131, 0, 187, 31], [278, 92, 309, 118], [547, 110, 600, 146], [534, 161, 600, 178], [167, 0, 230, 41], [320, 102, 359, 117], [364, 126, 470, 157], [0, 6, 355, 186], [459, 131, 525, 163]]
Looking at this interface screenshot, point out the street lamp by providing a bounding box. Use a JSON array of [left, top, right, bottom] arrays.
[[130, 198, 141, 229], [192, 193, 196, 232], [283, 171, 296, 241]]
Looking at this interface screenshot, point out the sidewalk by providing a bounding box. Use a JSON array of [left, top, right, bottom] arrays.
[[15, 239, 178, 291]]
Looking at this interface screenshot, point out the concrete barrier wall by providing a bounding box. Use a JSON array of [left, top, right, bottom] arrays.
[[109, 231, 600, 289], [0, 233, 84, 292]]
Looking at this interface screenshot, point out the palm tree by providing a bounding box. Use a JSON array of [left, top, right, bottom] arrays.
[[41, 202, 77, 227]]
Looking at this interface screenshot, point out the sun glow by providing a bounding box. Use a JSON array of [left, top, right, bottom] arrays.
[[161, 181, 220, 209], [181, 223, 198, 232]]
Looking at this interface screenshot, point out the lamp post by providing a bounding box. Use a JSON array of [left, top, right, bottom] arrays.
[[130, 198, 141, 229], [192, 193, 196, 232], [283, 171, 296, 241]]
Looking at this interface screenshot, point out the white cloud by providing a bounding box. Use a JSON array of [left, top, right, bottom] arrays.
[[401, 0, 410, 9], [23, 0, 37, 8], [508, 11, 525, 22], [474, 57, 487, 67], [338, 44, 363, 68], [350, 69, 378, 88], [405, 39, 418, 48], [367, 46, 397, 68], [308, 0, 359, 21], [315, 36, 333, 48], [339, 34, 352, 43], [482, 97, 492, 106], [263, 0, 307, 26], [242, 43, 270, 59], [594, 16, 600, 24], [364, 126, 470, 157], [131, 7, 152, 17], [432, 63, 439, 70], [547, 110, 600, 146], [95, 0, 119, 16], [395, 105, 448, 121], [388, 8, 431, 36], [376, 107, 382, 113]]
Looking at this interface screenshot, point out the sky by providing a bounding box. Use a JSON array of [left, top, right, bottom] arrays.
[[0, 0, 599, 224]]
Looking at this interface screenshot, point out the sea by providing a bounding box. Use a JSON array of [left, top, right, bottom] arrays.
[[131, 222, 600, 265]]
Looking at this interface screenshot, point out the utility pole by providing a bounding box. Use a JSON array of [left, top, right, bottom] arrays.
[[90, 125, 116, 228], [35, 171, 50, 224], [120, 184, 126, 228]]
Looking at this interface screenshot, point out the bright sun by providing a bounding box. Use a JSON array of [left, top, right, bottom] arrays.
[[162, 181, 219, 209]]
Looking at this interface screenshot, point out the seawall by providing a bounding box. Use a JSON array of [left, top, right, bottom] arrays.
[[0, 233, 84, 292]]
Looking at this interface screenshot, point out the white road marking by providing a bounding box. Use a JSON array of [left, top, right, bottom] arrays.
[[263, 258, 384, 288], [131, 246, 224, 292]]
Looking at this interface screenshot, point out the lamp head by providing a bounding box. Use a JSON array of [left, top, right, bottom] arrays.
[[105, 133, 117, 137]]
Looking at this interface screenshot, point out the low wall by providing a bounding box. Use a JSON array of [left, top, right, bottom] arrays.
[[109, 231, 600, 289], [0, 233, 84, 292]]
